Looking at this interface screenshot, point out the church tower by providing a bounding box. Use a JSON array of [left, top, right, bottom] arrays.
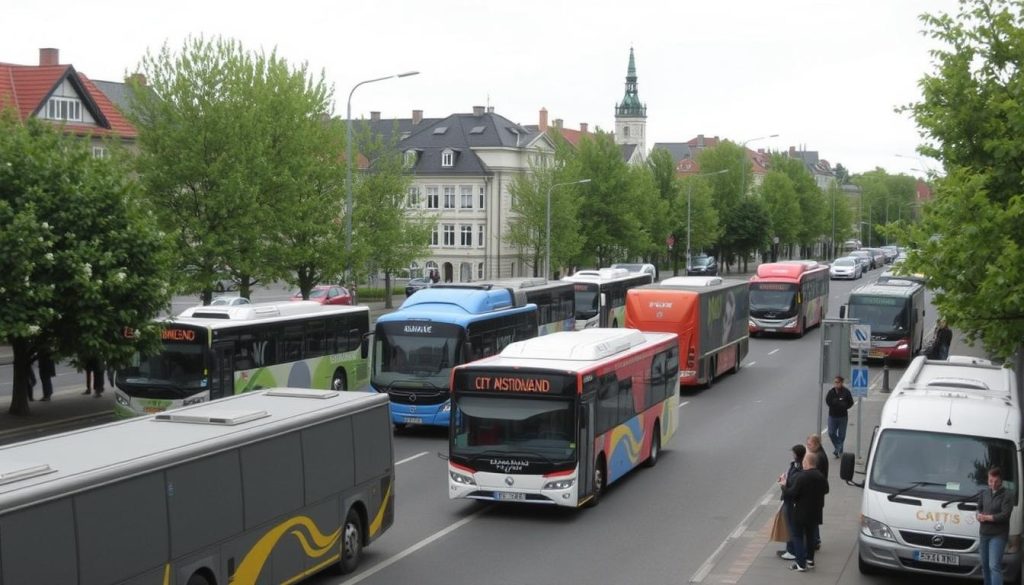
[[615, 47, 647, 160]]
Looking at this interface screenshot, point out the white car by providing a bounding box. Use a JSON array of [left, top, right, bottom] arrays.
[[210, 295, 251, 306], [610, 263, 658, 281], [829, 257, 862, 280]]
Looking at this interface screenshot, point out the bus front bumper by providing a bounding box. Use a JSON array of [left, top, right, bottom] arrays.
[[390, 401, 450, 427], [113, 389, 208, 418], [449, 467, 579, 507], [858, 532, 1020, 581], [749, 317, 798, 334]]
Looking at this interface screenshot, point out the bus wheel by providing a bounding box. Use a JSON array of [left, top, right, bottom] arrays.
[[644, 424, 661, 468], [393, 423, 407, 433], [186, 573, 212, 585], [612, 319, 619, 328], [589, 458, 607, 507], [797, 318, 806, 338], [338, 508, 363, 574], [331, 369, 347, 392]]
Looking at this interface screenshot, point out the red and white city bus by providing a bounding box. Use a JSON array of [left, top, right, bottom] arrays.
[[747, 261, 829, 337], [447, 329, 679, 508]]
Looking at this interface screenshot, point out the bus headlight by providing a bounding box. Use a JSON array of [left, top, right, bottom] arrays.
[[115, 393, 130, 407], [748, 320, 756, 328], [544, 478, 575, 490], [784, 319, 797, 329], [450, 470, 476, 485], [860, 515, 896, 541], [441, 401, 451, 413]]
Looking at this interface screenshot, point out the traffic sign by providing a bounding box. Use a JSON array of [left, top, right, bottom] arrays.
[[851, 366, 869, 397], [851, 324, 871, 350]]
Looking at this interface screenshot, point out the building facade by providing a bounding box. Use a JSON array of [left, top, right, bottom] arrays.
[[614, 47, 647, 165]]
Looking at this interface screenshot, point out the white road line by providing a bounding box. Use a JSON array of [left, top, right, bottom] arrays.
[[678, 401, 690, 410], [396, 451, 429, 466], [689, 482, 777, 583], [339, 505, 491, 585], [746, 361, 757, 367], [767, 348, 780, 355]]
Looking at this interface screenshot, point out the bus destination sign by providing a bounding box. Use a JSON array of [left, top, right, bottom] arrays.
[[458, 372, 573, 396]]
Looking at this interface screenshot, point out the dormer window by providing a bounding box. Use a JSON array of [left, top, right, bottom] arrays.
[[45, 97, 82, 122], [403, 150, 418, 168], [441, 149, 454, 168]]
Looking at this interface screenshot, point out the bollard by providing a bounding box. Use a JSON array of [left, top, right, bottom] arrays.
[[882, 358, 891, 393]]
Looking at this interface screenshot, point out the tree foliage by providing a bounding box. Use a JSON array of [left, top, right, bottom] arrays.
[[899, 0, 1024, 360], [572, 133, 643, 267], [0, 111, 171, 415]]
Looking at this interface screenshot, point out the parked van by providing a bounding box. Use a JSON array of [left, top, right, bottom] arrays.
[[840, 355, 1022, 580]]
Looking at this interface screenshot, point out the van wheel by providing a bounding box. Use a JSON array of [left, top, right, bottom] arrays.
[[331, 369, 347, 392], [338, 508, 363, 574], [644, 424, 661, 468]]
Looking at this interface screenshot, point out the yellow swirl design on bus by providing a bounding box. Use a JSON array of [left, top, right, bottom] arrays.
[[369, 480, 393, 537], [232, 515, 340, 584], [609, 422, 643, 463]]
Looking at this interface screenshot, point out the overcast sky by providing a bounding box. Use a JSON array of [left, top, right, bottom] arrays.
[[6, 0, 961, 176]]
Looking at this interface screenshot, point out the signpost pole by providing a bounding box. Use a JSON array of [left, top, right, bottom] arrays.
[[850, 323, 871, 463]]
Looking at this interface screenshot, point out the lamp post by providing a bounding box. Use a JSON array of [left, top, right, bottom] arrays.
[[738, 134, 779, 197], [686, 169, 729, 271], [546, 178, 591, 279], [345, 71, 420, 285]]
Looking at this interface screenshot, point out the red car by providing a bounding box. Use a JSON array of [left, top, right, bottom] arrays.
[[290, 285, 352, 305]]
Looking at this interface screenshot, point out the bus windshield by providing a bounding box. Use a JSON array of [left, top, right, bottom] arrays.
[[573, 283, 599, 321], [749, 283, 797, 316], [118, 341, 207, 398], [870, 429, 1017, 500], [451, 396, 576, 466], [373, 321, 464, 389], [849, 299, 908, 335]]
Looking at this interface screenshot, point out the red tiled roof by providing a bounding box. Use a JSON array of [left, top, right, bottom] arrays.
[[0, 61, 136, 139]]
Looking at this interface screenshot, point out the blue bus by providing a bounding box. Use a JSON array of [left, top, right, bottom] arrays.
[[372, 286, 538, 429]]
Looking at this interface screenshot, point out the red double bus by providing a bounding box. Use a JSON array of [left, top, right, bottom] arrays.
[[748, 261, 829, 337], [447, 329, 679, 508]]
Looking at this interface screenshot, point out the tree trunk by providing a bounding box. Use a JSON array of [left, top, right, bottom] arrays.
[[384, 270, 394, 309], [8, 339, 32, 416]]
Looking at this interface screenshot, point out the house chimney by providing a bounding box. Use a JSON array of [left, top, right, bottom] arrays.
[[412, 110, 423, 125], [580, 122, 588, 133], [370, 111, 380, 121], [539, 108, 548, 131], [473, 105, 485, 116], [789, 146, 797, 156], [554, 118, 563, 129], [697, 134, 705, 147], [127, 73, 147, 86], [39, 48, 59, 66], [486, 106, 494, 113]]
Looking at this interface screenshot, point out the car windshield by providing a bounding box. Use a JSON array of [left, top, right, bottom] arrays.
[[870, 428, 1017, 500], [692, 257, 712, 267], [834, 258, 856, 266]]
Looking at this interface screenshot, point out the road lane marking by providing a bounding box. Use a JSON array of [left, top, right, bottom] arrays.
[[339, 505, 491, 585], [767, 348, 780, 355], [746, 361, 756, 367], [678, 401, 690, 410], [396, 451, 428, 466]]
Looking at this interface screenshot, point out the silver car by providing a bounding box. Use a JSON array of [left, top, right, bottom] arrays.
[[829, 257, 862, 280]]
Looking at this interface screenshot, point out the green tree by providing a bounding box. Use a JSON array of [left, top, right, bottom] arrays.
[[852, 169, 917, 248], [572, 133, 643, 267], [675, 175, 722, 274], [507, 158, 583, 278], [824, 182, 855, 258], [759, 169, 801, 250], [695, 142, 752, 267], [0, 111, 171, 415], [899, 0, 1024, 361], [627, 164, 669, 262]]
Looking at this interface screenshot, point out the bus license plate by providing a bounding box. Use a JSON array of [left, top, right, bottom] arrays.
[[764, 328, 777, 332], [404, 417, 422, 424], [913, 550, 960, 565], [497, 492, 526, 501]]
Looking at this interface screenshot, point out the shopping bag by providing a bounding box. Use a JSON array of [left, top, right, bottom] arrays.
[[769, 505, 789, 542]]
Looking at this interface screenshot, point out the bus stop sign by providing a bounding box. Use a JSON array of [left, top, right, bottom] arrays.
[[851, 366, 869, 397]]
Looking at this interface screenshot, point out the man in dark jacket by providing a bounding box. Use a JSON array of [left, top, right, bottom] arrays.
[[776, 444, 807, 561], [825, 376, 854, 458], [935, 319, 953, 360], [977, 466, 1015, 585], [780, 452, 828, 572], [806, 434, 829, 549]]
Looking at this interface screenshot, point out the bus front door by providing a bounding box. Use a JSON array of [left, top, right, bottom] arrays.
[[578, 397, 596, 502], [210, 342, 235, 399]]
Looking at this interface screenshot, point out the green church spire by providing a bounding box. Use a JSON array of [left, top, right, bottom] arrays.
[[616, 47, 646, 118]]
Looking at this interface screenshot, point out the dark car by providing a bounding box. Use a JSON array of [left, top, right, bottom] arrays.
[[405, 277, 433, 297], [290, 284, 352, 305], [686, 255, 718, 276]]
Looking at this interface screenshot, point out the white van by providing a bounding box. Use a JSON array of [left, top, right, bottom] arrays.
[[840, 355, 1022, 580]]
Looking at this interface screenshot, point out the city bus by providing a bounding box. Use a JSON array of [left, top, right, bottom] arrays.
[[840, 279, 926, 362], [747, 260, 829, 337], [448, 328, 679, 508], [478, 278, 576, 335], [0, 388, 394, 584], [372, 286, 538, 429], [114, 302, 370, 417], [562, 267, 654, 330], [626, 276, 749, 388]]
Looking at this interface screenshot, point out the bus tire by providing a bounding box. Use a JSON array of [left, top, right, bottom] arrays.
[[797, 318, 806, 338], [588, 457, 607, 507], [338, 508, 364, 574], [186, 572, 212, 585], [331, 369, 347, 392], [705, 358, 716, 388], [644, 423, 661, 468]]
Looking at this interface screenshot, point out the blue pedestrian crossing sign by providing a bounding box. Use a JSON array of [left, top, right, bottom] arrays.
[[851, 366, 869, 398]]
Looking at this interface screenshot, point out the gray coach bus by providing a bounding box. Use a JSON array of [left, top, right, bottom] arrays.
[[0, 388, 394, 585]]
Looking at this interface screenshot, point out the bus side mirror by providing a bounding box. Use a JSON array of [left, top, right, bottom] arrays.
[[361, 332, 371, 360], [839, 452, 863, 488], [839, 305, 847, 319]]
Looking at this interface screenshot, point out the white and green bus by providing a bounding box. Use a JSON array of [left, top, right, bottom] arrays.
[[562, 268, 654, 330], [114, 302, 370, 417], [0, 388, 394, 584]]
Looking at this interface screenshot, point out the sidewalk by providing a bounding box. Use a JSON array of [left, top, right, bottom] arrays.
[[693, 333, 985, 585]]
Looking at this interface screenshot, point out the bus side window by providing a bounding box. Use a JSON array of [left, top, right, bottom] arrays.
[[617, 377, 634, 424]]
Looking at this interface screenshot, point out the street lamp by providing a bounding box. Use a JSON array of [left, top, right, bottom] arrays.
[[345, 71, 420, 285], [686, 169, 729, 271], [737, 134, 779, 199], [546, 178, 590, 279]]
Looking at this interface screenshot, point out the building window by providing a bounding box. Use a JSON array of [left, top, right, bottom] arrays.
[[91, 146, 108, 158], [443, 224, 455, 247], [460, 186, 473, 209], [45, 97, 82, 122], [427, 186, 439, 209], [426, 261, 439, 277], [478, 186, 486, 210], [477, 262, 484, 279], [477, 225, 486, 247], [407, 187, 420, 208], [624, 126, 630, 138], [430, 228, 439, 247], [441, 150, 454, 167], [408, 261, 421, 278], [460, 225, 473, 246], [443, 186, 456, 209], [403, 150, 417, 168]]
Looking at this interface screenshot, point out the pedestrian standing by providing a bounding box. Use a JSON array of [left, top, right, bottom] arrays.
[[825, 376, 854, 458], [779, 452, 828, 572], [83, 355, 105, 397], [977, 466, 1014, 585], [37, 349, 56, 401], [775, 444, 807, 561], [805, 434, 829, 549], [935, 319, 953, 360]]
